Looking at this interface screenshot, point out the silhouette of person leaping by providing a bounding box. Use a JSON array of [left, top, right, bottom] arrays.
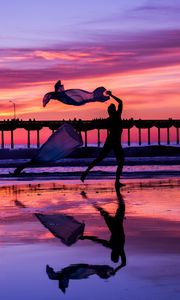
[[81, 90, 124, 187]]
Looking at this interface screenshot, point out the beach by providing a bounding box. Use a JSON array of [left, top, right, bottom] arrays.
[[0, 145, 180, 299], [0, 180, 179, 300]]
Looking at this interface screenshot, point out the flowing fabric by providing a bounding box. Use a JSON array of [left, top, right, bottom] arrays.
[[43, 80, 110, 107], [35, 213, 85, 246], [35, 123, 83, 162]]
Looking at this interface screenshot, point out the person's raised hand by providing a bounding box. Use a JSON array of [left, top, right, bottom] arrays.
[[106, 90, 112, 96]]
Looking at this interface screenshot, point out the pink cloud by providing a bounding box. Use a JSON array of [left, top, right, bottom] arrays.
[[0, 29, 180, 90]]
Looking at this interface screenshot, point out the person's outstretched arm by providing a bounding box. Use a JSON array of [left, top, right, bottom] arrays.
[[106, 90, 123, 113], [80, 235, 109, 248], [106, 90, 122, 104]]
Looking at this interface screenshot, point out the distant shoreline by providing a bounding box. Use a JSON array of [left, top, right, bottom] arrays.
[[0, 145, 179, 160], [0, 170, 180, 182], [0, 145, 179, 168]]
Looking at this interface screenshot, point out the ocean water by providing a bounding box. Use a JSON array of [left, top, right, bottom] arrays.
[[0, 155, 180, 180]]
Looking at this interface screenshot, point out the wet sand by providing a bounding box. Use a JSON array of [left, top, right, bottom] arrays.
[[0, 178, 179, 300]]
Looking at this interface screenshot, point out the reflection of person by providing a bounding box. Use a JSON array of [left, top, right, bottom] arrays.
[[80, 187, 126, 265], [46, 263, 118, 293], [81, 90, 124, 188]]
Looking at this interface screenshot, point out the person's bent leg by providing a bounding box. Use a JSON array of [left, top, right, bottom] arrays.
[[81, 156, 102, 182], [81, 141, 111, 182]]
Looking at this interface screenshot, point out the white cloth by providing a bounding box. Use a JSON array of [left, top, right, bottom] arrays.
[[43, 81, 110, 107], [35, 123, 82, 162], [35, 213, 85, 246]]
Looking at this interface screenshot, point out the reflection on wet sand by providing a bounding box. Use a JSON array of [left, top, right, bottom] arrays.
[[80, 187, 126, 265], [45, 186, 126, 293], [12, 183, 127, 294], [35, 213, 85, 246], [0, 180, 180, 299], [46, 263, 115, 293]]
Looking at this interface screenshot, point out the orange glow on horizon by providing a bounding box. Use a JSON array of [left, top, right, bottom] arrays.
[[0, 57, 179, 145]]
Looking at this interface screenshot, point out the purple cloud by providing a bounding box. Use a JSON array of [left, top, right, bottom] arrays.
[[0, 28, 180, 90]]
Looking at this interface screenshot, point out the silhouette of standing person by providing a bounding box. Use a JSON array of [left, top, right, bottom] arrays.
[[81, 90, 124, 188]]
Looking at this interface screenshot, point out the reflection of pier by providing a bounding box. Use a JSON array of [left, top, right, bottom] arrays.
[[0, 119, 179, 149]]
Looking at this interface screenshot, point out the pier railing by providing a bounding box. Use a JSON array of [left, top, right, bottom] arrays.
[[0, 119, 179, 149]]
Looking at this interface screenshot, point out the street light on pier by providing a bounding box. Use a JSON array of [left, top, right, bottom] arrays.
[[9, 100, 16, 119]]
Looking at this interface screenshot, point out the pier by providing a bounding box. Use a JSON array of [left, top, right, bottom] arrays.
[[0, 119, 179, 149]]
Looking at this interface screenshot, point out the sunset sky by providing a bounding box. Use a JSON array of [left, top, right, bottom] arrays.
[[0, 0, 180, 121]]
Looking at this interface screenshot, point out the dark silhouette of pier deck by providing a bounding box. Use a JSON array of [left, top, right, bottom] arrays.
[[0, 119, 179, 149]]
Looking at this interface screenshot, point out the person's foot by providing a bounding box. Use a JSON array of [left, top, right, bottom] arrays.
[[81, 171, 88, 182], [13, 168, 21, 176], [9, 171, 20, 176], [115, 181, 125, 189], [80, 191, 87, 198]]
